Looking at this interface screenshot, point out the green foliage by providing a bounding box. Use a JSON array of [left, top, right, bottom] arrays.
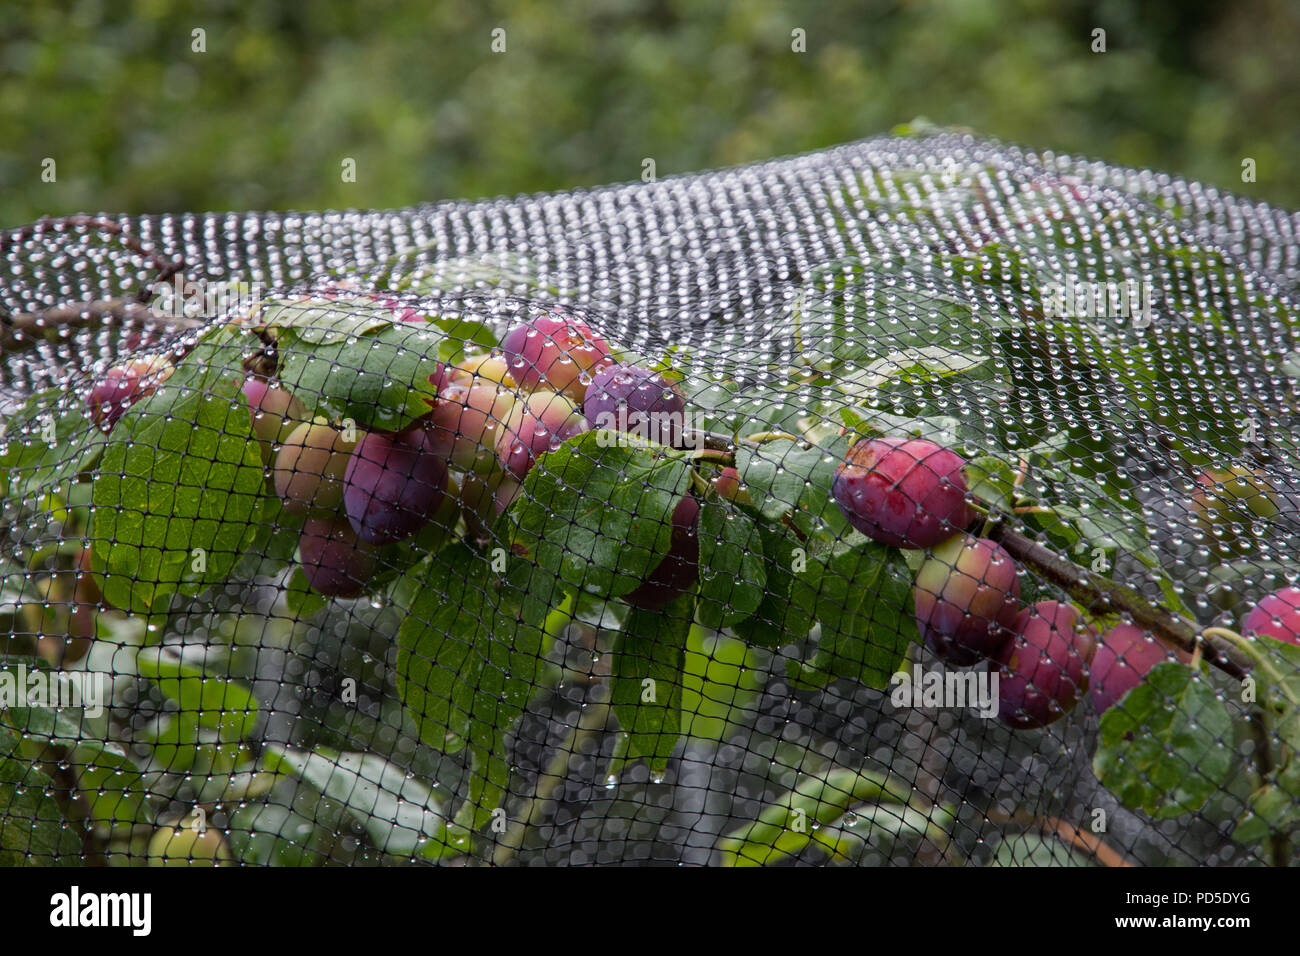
[[680, 630, 763, 742], [717, 765, 953, 866], [696, 499, 766, 629], [1232, 636, 1300, 843], [0, 725, 82, 865], [1093, 662, 1235, 820], [262, 746, 446, 857], [394, 544, 550, 849], [988, 833, 1094, 867], [89, 342, 265, 614], [135, 647, 260, 741], [610, 592, 694, 774], [736, 436, 850, 539], [1, 56, 1298, 866], [730, 522, 816, 649], [7, 2, 1293, 228], [0, 388, 103, 508], [507, 432, 691, 599], [274, 321, 444, 431], [787, 545, 919, 691]]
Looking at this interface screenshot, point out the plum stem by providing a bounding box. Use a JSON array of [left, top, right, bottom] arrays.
[[986, 523, 1248, 681], [688, 430, 739, 455]]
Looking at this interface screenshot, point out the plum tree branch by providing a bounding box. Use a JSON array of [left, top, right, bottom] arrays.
[[1, 215, 194, 351], [986, 523, 1248, 681], [673, 431, 1247, 680], [0, 298, 203, 352]]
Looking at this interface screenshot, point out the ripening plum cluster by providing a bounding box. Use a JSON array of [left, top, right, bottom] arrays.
[[84, 310, 720, 604], [81, 325, 1300, 688], [832, 437, 1300, 728]]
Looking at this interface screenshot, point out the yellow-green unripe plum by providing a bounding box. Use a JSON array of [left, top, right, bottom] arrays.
[[451, 353, 516, 388], [243, 376, 307, 463], [146, 825, 233, 867], [1192, 466, 1279, 557], [274, 419, 357, 516], [426, 379, 519, 474], [914, 535, 1021, 666]]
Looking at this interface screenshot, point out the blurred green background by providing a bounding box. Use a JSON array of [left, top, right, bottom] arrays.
[[1, 0, 1296, 228]]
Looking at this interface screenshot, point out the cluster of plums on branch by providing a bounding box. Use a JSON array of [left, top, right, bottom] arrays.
[[832, 436, 1300, 728], [81, 308, 717, 605], [80, 315, 1300, 680], [246, 310, 714, 601]]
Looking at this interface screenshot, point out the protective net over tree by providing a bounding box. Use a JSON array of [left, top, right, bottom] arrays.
[[2, 131, 1299, 867]]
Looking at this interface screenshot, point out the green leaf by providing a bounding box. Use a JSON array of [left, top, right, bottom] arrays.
[[965, 454, 1017, 512], [1233, 763, 1300, 844], [396, 544, 553, 837], [696, 500, 766, 629], [262, 745, 445, 857], [1093, 662, 1234, 820], [508, 431, 691, 599], [610, 591, 693, 773], [395, 545, 490, 753], [285, 566, 329, 619], [789, 544, 916, 691], [135, 647, 260, 742], [717, 766, 945, 867], [228, 802, 331, 867], [735, 436, 850, 539], [88, 344, 265, 615], [456, 737, 514, 835], [0, 694, 103, 745], [680, 630, 763, 742], [731, 521, 816, 649], [0, 386, 104, 507], [69, 743, 150, 832], [0, 725, 82, 865], [836, 346, 991, 404], [0, 696, 149, 833], [275, 321, 445, 431], [989, 833, 1095, 867], [254, 294, 399, 344]]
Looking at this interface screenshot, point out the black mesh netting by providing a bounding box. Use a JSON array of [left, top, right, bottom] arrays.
[[2, 132, 1299, 867]]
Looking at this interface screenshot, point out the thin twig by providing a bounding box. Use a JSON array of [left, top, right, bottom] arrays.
[[987, 809, 1133, 867], [0, 298, 202, 352]]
